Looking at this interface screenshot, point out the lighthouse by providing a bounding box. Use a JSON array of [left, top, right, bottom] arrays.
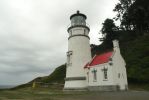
[[64, 11, 92, 90]]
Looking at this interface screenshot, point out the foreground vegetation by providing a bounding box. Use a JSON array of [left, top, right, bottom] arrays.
[[0, 87, 79, 100], [1, 87, 149, 100]]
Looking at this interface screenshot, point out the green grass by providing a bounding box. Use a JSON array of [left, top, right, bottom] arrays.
[[0, 87, 89, 100], [1, 87, 149, 100], [129, 84, 149, 91]]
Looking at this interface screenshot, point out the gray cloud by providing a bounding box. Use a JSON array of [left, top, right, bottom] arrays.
[[0, 0, 118, 85]]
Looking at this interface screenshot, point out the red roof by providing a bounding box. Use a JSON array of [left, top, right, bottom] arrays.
[[84, 51, 113, 68]]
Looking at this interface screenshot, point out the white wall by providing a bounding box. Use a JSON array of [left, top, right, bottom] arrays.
[[64, 26, 91, 89], [67, 35, 91, 77], [87, 63, 115, 86], [112, 41, 128, 90], [64, 80, 88, 89]]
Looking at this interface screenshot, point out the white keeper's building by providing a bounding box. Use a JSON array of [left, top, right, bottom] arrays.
[[64, 11, 128, 91]]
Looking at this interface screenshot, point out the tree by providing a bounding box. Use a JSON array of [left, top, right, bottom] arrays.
[[100, 19, 118, 48], [113, 0, 134, 22], [114, 0, 149, 33], [126, 0, 149, 34]]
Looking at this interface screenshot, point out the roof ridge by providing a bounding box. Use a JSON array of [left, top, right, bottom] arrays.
[[88, 54, 97, 66]]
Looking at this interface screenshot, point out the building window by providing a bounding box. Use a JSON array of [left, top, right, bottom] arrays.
[[109, 58, 113, 66], [118, 73, 120, 78], [92, 69, 97, 82], [67, 51, 73, 66], [102, 67, 108, 80], [87, 72, 89, 83], [109, 62, 113, 66]]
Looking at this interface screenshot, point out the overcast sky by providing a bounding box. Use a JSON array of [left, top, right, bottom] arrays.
[[0, 0, 118, 86]]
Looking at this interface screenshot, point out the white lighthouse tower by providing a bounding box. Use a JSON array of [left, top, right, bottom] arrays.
[[64, 11, 91, 90]]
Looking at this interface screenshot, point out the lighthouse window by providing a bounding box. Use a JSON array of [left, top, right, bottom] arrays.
[[118, 73, 120, 78], [102, 67, 108, 80], [67, 51, 73, 66], [92, 69, 97, 82], [84, 29, 86, 35]]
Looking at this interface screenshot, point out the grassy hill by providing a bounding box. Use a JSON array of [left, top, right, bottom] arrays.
[[32, 64, 66, 84], [121, 34, 149, 83], [120, 34, 149, 90], [12, 64, 66, 90]]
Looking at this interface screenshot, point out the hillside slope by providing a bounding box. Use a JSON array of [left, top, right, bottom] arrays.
[[12, 64, 66, 89], [33, 64, 66, 84], [120, 34, 149, 83]]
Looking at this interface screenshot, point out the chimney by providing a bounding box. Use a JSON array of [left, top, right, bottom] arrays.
[[113, 40, 120, 53]]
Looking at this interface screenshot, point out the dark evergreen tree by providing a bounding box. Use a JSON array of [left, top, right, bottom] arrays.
[[114, 0, 149, 34], [101, 18, 118, 44]]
